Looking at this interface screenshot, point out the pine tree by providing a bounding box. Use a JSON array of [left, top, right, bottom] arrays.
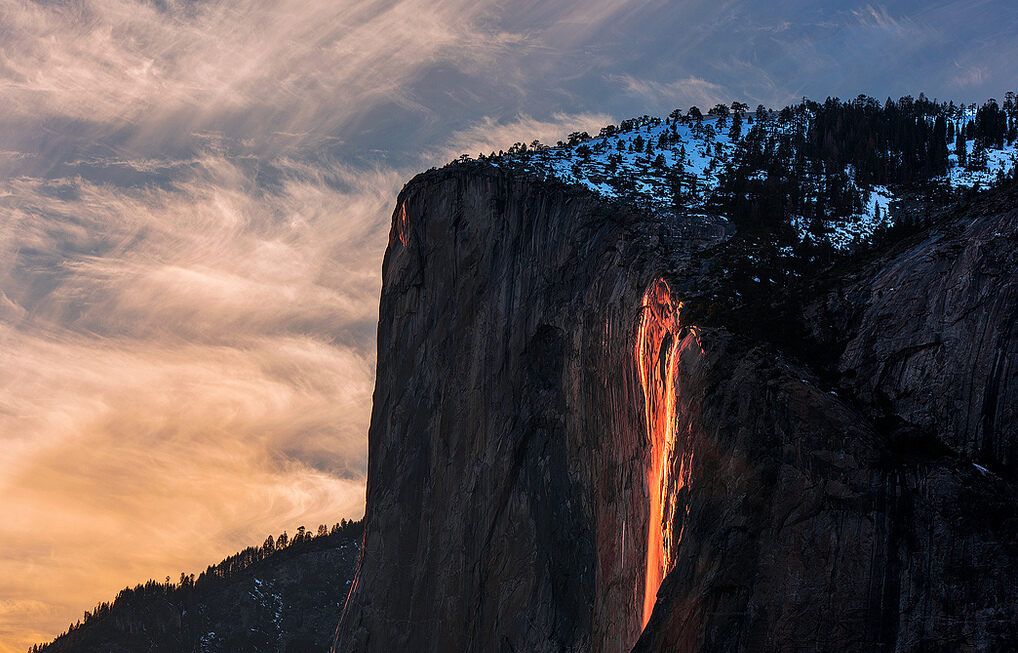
[[932, 115, 949, 175], [969, 141, 988, 171], [729, 111, 743, 141], [1005, 92, 1017, 142], [665, 169, 685, 212]]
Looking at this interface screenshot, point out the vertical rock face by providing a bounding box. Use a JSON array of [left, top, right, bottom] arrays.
[[337, 166, 718, 652], [337, 165, 1018, 653], [823, 202, 1018, 473]]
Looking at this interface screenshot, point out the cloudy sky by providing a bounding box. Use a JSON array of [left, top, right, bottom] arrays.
[[1, 0, 1015, 649]]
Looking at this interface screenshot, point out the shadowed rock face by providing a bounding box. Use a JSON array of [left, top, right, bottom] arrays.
[[820, 201, 1018, 475], [337, 165, 1018, 653]]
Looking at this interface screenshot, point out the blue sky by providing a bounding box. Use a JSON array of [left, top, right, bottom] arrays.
[[0, 1, 1015, 648]]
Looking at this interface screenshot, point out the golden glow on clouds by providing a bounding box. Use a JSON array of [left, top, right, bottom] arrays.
[[0, 161, 384, 651], [0, 0, 493, 138]]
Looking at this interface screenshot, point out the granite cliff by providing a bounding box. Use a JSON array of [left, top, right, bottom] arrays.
[[336, 161, 1018, 652]]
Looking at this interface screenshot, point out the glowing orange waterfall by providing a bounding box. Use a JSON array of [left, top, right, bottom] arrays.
[[635, 278, 682, 628], [395, 201, 410, 246]]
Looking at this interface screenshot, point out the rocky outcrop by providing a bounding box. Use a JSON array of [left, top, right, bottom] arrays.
[[337, 165, 1018, 652], [812, 194, 1018, 476]]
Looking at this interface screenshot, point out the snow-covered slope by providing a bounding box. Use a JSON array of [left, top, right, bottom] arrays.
[[495, 114, 744, 215], [486, 106, 1017, 251], [949, 138, 1018, 188]]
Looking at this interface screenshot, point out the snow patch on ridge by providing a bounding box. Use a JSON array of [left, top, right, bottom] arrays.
[[484, 108, 1016, 251]]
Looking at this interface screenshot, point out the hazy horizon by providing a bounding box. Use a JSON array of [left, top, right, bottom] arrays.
[[2, 0, 1017, 649]]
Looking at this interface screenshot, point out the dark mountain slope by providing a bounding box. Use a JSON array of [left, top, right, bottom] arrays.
[[34, 521, 361, 653], [810, 184, 1018, 474]]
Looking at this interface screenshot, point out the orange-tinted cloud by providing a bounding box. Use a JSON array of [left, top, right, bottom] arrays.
[[0, 159, 386, 650]]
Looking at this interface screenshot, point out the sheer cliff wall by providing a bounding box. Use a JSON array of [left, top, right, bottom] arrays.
[[336, 166, 720, 651], [337, 166, 1018, 653]]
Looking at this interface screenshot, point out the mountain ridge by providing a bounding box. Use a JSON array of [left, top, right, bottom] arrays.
[[462, 93, 1017, 251]]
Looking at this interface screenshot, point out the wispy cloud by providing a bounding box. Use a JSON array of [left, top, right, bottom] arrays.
[[950, 63, 988, 89], [440, 112, 614, 158], [0, 0, 499, 151], [852, 4, 908, 32], [0, 157, 388, 649], [607, 73, 730, 110]]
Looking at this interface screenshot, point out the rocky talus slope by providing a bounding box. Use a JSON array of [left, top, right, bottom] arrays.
[[337, 164, 1018, 653]]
